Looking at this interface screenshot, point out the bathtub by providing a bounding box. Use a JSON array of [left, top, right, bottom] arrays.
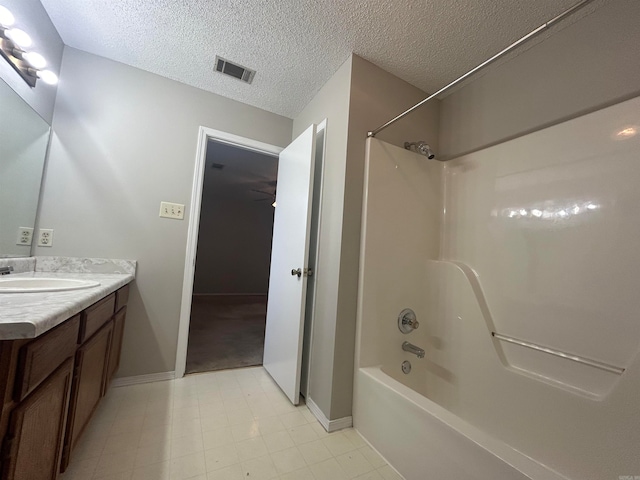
[[353, 366, 566, 480], [355, 118, 640, 479]]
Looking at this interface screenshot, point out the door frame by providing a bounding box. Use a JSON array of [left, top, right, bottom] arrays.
[[175, 127, 283, 379]]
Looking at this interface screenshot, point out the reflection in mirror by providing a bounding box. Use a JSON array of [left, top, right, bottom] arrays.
[[0, 77, 50, 257]]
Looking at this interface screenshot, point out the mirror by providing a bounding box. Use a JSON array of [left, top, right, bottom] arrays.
[[0, 77, 50, 258]]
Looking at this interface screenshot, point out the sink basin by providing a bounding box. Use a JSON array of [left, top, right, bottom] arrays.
[[0, 277, 100, 293]]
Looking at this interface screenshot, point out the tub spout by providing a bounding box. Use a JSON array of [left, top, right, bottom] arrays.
[[402, 341, 425, 359]]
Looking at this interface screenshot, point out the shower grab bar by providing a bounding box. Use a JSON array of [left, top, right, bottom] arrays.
[[491, 332, 625, 375]]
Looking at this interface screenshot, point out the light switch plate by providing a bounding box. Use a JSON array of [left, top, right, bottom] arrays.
[[37, 229, 54, 247], [159, 202, 185, 220], [16, 227, 33, 246]]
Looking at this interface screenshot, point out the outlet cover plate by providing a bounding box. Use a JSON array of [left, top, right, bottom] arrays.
[[16, 227, 34, 246], [37, 229, 54, 247], [159, 202, 185, 220]]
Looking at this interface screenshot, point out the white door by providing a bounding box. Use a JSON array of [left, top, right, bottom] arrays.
[[263, 124, 317, 405]]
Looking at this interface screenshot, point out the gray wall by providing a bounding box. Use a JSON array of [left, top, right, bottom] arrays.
[[293, 56, 352, 421], [293, 54, 439, 421], [36, 47, 292, 377], [193, 145, 276, 295], [439, 0, 640, 159], [0, 0, 63, 123], [335, 56, 439, 418], [194, 200, 275, 294], [0, 79, 50, 257]]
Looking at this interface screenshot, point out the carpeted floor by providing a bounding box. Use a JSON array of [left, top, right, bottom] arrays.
[[185, 295, 267, 374]]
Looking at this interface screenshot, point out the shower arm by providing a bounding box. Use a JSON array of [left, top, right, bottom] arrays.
[[366, 0, 594, 139]]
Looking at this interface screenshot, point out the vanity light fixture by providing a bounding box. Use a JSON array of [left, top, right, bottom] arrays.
[[36, 69, 58, 85], [5, 27, 31, 48], [23, 51, 46, 69], [0, 5, 57, 87], [0, 6, 14, 27]]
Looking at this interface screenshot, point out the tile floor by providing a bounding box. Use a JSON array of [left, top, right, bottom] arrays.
[[60, 366, 403, 480]]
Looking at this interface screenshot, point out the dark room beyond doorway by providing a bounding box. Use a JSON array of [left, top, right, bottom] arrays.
[[186, 140, 278, 374]]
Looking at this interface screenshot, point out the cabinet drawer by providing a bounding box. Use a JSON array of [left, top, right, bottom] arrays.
[[115, 284, 130, 312], [80, 294, 115, 343], [14, 315, 80, 402]]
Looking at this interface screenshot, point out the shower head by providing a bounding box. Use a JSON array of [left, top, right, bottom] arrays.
[[404, 141, 436, 159]]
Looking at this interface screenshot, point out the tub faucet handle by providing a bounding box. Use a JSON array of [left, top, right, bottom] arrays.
[[398, 308, 419, 333], [403, 316, 419, 329], [0, 266, 14, 276]]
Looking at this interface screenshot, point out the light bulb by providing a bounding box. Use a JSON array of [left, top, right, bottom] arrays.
[[6, 28, 32, 48], [0, 6, 14, 27], [23, 51, 46, 69], [38, 70, 58, 85]]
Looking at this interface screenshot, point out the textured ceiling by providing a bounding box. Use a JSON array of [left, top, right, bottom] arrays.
[[40, 0, 601, 118]]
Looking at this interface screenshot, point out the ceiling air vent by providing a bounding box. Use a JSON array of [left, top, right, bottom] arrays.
[[214, 56, 256, 84]]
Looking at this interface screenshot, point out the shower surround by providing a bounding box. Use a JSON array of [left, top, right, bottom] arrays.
[[354, 96, 640, 479]]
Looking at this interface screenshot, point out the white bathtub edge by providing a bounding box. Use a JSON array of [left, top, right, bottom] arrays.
[[358, 366, 570, 480]]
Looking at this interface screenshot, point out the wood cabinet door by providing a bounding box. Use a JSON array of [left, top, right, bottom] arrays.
[[15, 315, 80, 402], [1, 357, 73, 480], [62, 321, 113, 470], [106, 307, 126, 391]]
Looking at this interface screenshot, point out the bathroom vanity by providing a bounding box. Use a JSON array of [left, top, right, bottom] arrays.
[[0, 259, 135, 480]]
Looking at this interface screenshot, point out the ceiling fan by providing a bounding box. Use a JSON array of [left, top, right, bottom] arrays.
[[251, 187, 277, 207]]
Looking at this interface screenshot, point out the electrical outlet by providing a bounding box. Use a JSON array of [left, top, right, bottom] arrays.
[[37, 229, 54, 247], [159, 202, 185, 220], [16, 227, 34, 246]]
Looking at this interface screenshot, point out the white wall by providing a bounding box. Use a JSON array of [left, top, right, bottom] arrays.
[[444, 98, 640, 480], [36, 47, 292, 377], [0, 0, 62, 123], [393, 2, 640, 476], [439, 0, 640, 159], [356, 139, 442, 375], [357, 99, 640, 480]]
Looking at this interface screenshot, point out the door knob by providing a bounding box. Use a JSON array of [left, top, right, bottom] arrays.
[[291, 268, 302, 278]]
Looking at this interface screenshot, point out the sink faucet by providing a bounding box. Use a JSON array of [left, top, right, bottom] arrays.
[[0, 266, 14, 276], [402, 341, 425, 359]]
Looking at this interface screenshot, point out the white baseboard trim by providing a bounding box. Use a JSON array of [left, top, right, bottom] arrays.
[[191, 293, 267, 297], [306, 397, 353, 433], [112, 371, 175, 387]]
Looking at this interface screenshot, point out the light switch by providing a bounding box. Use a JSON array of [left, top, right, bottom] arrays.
[[159, 202, 185, 220]]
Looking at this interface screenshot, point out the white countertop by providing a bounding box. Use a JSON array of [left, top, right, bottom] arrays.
[[0, 271, 134, 340]]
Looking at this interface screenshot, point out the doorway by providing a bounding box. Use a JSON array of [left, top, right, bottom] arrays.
[[175, 128, 283, 379], [185, 140, 278, 374], [176, 124, 326, 405]]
